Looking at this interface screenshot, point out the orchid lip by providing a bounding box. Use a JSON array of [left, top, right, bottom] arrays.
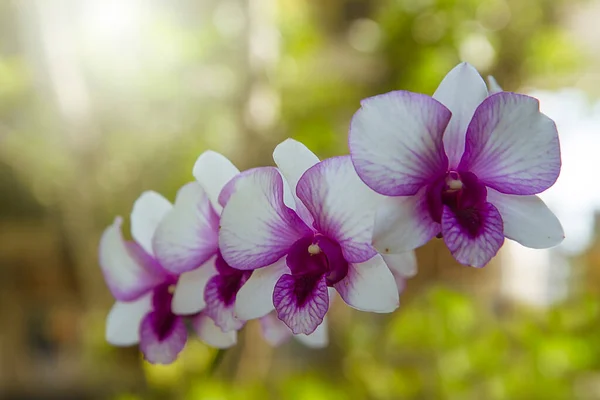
[[428, 170, 488, 237]]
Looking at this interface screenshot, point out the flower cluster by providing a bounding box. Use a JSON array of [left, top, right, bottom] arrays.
[[99, 63, 563, 364]]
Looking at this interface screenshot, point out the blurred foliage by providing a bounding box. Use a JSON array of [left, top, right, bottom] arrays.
[[111, 287, 600, 400]]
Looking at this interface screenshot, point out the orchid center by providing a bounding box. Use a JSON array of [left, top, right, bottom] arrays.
[[287, 235, 349, 287], [167, 284, 176, 294], [444, 171, 463, 192], [150, 281, 178, 341], [212, 252, 253, 307], [427, 170, 488, 237], [308, 243, 322, 255]]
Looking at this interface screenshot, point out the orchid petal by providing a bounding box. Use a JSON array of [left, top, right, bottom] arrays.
[[234, 258, 287, 320], [130, 191, 173, 257], [273, 273, 329, 335], [459, 92, 561, 195], [139, 313, 187, 365], [433, 62, 488, 168], [203, 274, 247, 332], [349, 91, 451, 196], [373, 187, 440, 254], [99, 217, 166, 301], [382, 251, 418, 278], [192, 313, 237, 349], [487, 189, 564, 249], [193, 150, 240, 213], [273, 138, 320, 223], [295, 316, 329, 348], [487, 76, 502, 94], [296, 156, 379, 263], [259, 312, 292, 347], [219, 167, 312, 270], [334, 254, 399, 313], [153, 182, 219, 274], [105, 293, 152, 346], [171, 256, 218, 315], [442, 203, 504, 268]]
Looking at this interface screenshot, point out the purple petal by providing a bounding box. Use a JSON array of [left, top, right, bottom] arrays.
[[171, 256, 218, 315], [273, 273, 329, 335], [105, 293, 152, 346], [192, 313, 237, 349], [273, 138, 320, 224], [139, 313, 187, 365], [458, 92, 561, 195], [433, 62, 488, 168], [349, 91, 451, 196], [296, 156, 379, 263], [373, 187, 440, 255], [99, 217, 166, 301], [334, 255, 399, 313], [153, 182, 219, 274], [193, 150, 240, 212], [487, 188, 564, 249], [130, 191, 173, 257], [259, 312, 293, 347], [442, 203, 504, 268], [219, 167, 313, 270], [235, 258, 288, 320], [203, 265, 251, 332]]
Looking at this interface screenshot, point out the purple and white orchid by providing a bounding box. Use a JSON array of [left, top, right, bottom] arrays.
[[151, 151, 252, 335], [349, 62, 564, 267], [100, 191, 235, 365], [219, 139, 404, 335]]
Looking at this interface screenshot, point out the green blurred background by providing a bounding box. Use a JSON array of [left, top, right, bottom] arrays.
[[1, 0, 599, 398]]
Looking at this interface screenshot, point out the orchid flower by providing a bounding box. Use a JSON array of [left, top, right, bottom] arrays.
[[100, 191, 235, 365], [219, 139, 404, 335], [349, 62, 564, 268], [151, 151, 251, 335]]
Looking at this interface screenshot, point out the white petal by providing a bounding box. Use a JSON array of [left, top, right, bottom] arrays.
[[192, 313, 237, 349], [219, 167, 312, 270], [273, 138, 320, 223], [193, 150, 240, 213], [105, 293, 152, 346], [349, 91, 451, 196], [295, 316, 329, 348], [172, 256, 218, 315], [259, 312, 292, 347], [487, 76, 503, 94], [334, 254, 399, 313], [130, 191, 172, 257], [458, 93, 561, 195], [433, 62, 488, 168], [99, 217, 165, 301], [382, 251, 418, 278], [153, 182, 219, 274], [373, 188, 440, 254], [296, 156, 380, 263], [234, 258, 287, 320], [487, 189, 564, 249]]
